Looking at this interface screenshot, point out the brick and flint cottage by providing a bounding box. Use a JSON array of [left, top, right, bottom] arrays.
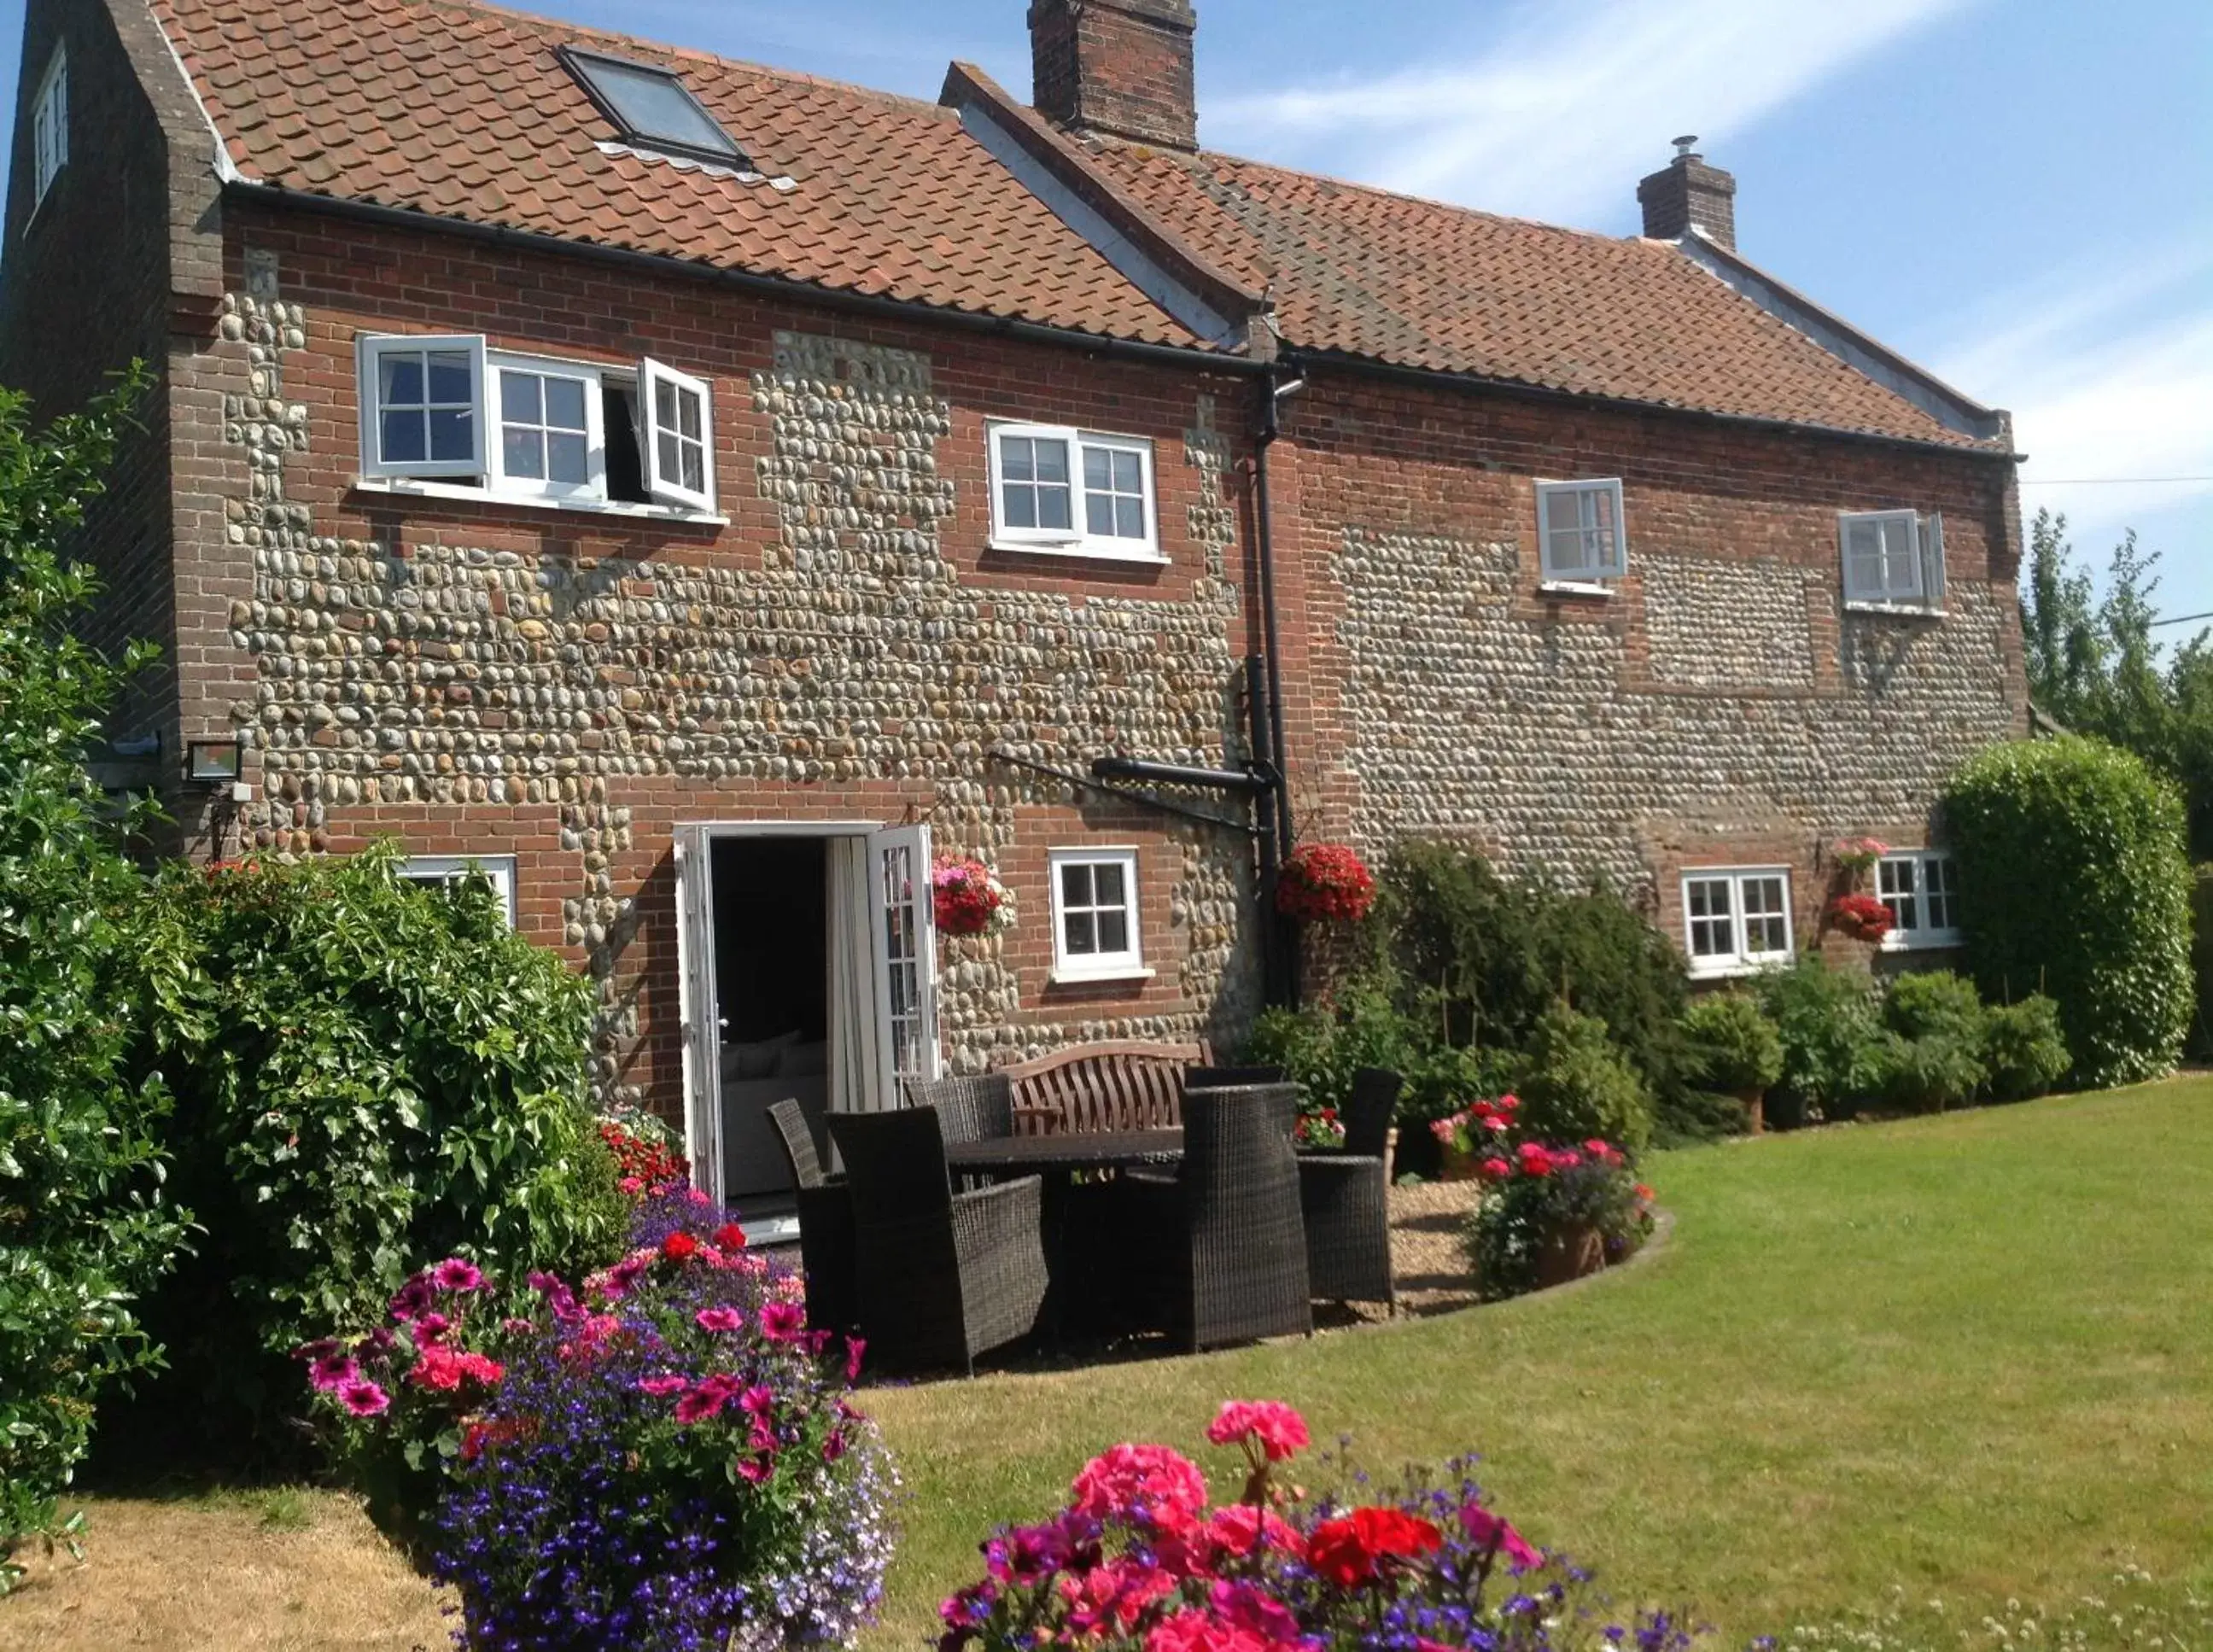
[[0, 0, 2029, 1207]]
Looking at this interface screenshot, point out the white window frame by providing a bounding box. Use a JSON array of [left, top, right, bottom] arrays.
[[1682, 867, 1794, 978], [488, 350, 606, 503], [1840, 509, 1946, 613], [1533, 477, 1626, 589], [987, 421, 1164, 563], [400, 854, 517, 928], [639, 357, 716, 514], [1047, 846, 1149, 983], [29, 44, 66, 212], [1877, 851, 1962, 949], [358, 333, 490, 481]]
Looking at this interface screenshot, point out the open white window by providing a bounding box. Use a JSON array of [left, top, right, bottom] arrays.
[[491, 352, 604, 501], [1683, 867, 1792, 977], [1048, 847, 1147, 981], [359, 334, 489, 480], [1877, 851, 1961, 949], [641, 357, 715, 513], [399, 854, 517, 927], [989, 423, 1160, 562], [29, 44, 66, 210], [1534, 477, 1626, 586], [1840, 509, 1945, 611]]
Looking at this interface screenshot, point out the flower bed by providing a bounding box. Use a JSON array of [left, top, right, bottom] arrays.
[[300, 1190, 893, 1650], [938, 1398, 1698, 1652], [1465, 1139, 1655, 1299], [1429, 1093, 1521, 1177]]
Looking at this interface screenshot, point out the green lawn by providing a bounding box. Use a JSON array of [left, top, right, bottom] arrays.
[[864, 1079, 2213, 1645]]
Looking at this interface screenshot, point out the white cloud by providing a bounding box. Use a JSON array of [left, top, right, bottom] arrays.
[[1208, 0, 1971, 224], [1930, 245, 2213, 561]]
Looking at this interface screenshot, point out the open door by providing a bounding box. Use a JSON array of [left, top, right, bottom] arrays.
[[673, 824, 725, 1205], [868, 824, 942, 1103]]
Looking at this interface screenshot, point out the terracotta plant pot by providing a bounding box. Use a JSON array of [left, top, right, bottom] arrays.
[[1438, 1141, 1480, 1182], [1534, 1222, 1606, 1289]]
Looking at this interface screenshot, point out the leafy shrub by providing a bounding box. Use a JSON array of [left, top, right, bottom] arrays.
[[1866, 970, 1988, 1113], [1373, 842, 1690, 1100], [1943, 736, 2193, 1088], [1465, 1140, 1655, 1300], [2191, 865, 2213, 1057], [1755, 955, 1885, 1125], [1883, 969, 1987, 1044], [1981, 995, 2070, 1102], [939, 1398, 1699, 1652], [1679, 993, 1784, 1093], [1510, 1003, 1654, 1152], [119, 844, 627, 1462], [0, 367, 190, 1587], [304, 1191, 894, 1648]]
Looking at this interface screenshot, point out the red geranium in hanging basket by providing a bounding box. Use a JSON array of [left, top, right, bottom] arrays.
[[1276, 843, 1377, 924], [1827, 892, 1894, 943], [931, 853, 1010, 937]]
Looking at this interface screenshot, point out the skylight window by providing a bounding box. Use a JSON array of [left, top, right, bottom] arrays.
[[559, 46, 746, 166]]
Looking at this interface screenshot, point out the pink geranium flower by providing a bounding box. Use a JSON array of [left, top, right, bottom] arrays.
[[336, 1378, 390, 1417], [694, 1306, 744, 1334], [1205, 1399, 1309, 1462], [1070, 1442, 1209, 1529]]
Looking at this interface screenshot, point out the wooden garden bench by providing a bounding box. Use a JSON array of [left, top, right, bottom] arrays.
[[995, 1039, 1212, 1135]]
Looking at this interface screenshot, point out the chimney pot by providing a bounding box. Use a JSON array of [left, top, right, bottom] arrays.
[[1638, 140, 1737, 249], [1029, 0, 1200, 151]]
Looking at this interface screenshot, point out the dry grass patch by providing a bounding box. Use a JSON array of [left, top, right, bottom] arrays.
[[0, 1491, 447, 1652]]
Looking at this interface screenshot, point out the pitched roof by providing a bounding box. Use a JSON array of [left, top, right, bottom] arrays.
[[148, 0, 1207, 347], [1081, 143, 1998, 449]]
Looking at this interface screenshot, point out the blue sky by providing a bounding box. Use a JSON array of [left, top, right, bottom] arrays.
[[1, 0, 2206, 616]]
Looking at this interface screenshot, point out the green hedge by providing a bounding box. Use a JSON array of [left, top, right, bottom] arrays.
[[1942, 737, 2192, 1089]]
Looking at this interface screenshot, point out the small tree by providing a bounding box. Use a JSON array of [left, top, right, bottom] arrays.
[[1942, 736, 2192, 1089], [0, 366, 190, 1588]]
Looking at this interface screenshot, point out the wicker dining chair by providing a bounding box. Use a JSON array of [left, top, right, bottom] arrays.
[[1296, 1067, 1400, 1311], [1183, 1065, 1288, 1090], [766, 1099, 858, 1339], [904, 1072, 1014, 1143], [1110, 1082, 1312, 1351], [827, 1106, 1048, 1377]]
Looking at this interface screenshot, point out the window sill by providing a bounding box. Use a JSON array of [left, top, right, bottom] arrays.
[[1688, 958, 1788, 982], [1539, 579, 1616, 598], [1843, 599, 1945, 618], [989, 536, 1171, 567], [1048, 966, 1155, 987], [1880, 932, 1964, 952], [353, 476, 727, 526]]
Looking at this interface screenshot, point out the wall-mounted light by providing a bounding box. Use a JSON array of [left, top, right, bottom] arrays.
[[184, 738, 242, 785]]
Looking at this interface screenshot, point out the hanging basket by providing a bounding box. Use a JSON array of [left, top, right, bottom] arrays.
[[1276, 843, 1376, 924], [931, 854, 1011, 937], [1827, 893, 1893, 943]]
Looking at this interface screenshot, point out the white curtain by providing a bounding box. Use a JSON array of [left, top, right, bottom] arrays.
[[826, 838, 887, 1118]]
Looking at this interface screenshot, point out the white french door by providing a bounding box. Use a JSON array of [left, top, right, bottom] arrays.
[[672, 822, 724, 1201], [867, 823, 942, 1096]]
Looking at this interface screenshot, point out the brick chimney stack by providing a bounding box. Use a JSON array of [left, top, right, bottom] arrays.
[[1638, 136, 1737, 249], [1029, 0, 1199, 151]]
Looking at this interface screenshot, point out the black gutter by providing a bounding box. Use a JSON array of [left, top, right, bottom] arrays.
[[1251, 366, 1299, 1007], [1293, 346, 2027, 464], [218, 178, 1272, 378], [988, 749, 1258, 837], [1089, 756, 1274, 795]]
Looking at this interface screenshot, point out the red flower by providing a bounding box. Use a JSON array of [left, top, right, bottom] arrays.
[[713, 1223, 747, 1252], [1827, 893, 1894, 941], [661, 1232, 700, 1262], [1515, 1141, 1556, 1177], [1275, 844, 1377, 924], [1478, 1156, 1513, 1182], [1305, 1506, 1442, 1589]]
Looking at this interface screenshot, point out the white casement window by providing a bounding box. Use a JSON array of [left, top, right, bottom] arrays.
[[1048, 847, 1147, 981], [1877, 851, 1961, 949], [988, 423, 1160, 562], [1534, 477, 1626, 586], [359, 334, 490, 480], [356, 335, 718, 515], [1840, 509, 1946, 611], [29, 44, 66, 210], [1683, 867, 1793, 976], [640, 357, 715, 513], [399, 855, 517, 928]]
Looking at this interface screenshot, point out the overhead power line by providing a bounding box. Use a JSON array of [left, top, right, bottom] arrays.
[[2019, 476, 2213, 485]]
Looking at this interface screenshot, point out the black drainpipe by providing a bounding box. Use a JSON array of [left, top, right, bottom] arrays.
[[1249, 362, 1304, 1007]]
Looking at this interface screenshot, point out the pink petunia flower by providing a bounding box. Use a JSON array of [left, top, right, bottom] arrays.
[[337, 1378, 390, 1417], [844, 1336, 867, 1382], [674, 1375, 737, 1425], [1460, 1501, 1542, 1570], [694, 1306, 744, 1334], [308, 1351, 360, 1393], [430, 1258, 484, 1293], [733, 1452, 772, 1483], [638, 1374, 688, 1397], [757, 1300, 805, 1342], [1205, 1399, 1309, 1462]]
